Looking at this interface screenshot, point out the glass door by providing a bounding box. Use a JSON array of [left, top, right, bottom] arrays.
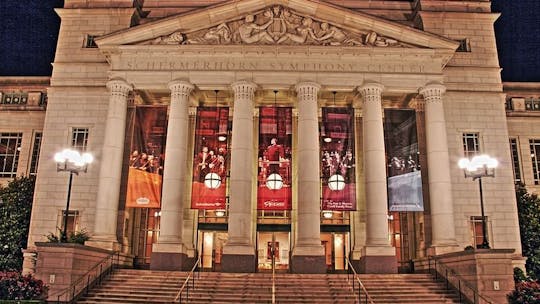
[[321, 232, 349, 272], [257, 232, 290, 272], [198, 231, 228, 271]]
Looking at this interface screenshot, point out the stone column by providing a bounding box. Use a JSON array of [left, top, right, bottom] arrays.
[[151, 80, 194, 270], [358, 82, 396, 273], [222, 81, 257, 273], [291, 82, 325, 273], [419, 83, 458, 254], [87, 78, 132, 251]]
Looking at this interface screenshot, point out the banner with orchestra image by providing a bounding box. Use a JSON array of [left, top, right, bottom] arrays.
[[126, 106, 168, 208], [383, 109, 424, 212], [191, 107, 230, 209], [320, 107, 356, 211], [257, 107, 292, 210]]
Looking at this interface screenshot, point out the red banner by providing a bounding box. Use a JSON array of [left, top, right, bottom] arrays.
[[257, 107, 292, 210], [320, 107, 356, 211], [191, 107, 229, 209], [126, 106, 167, 208]]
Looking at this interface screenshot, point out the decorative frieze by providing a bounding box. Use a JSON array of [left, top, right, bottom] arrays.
[[142, 5, 411, 48]]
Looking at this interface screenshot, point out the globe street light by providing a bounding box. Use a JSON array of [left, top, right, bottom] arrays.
[[458, 154, 498, 249], [54, 149, 93, 242]]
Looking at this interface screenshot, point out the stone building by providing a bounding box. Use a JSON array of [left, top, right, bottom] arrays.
[[4, 1, 529, 292]]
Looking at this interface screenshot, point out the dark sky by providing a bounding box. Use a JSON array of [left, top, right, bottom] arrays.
[[0, 0, 538, 82]]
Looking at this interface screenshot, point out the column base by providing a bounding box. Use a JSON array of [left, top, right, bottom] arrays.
[[221, 254, 256, 273], [86, 236, 120, 251], [359, 255, 397, 273], [428, 243, 460, 256], [151, 252, 188, 271], [359, 245, 397, 273], [291, 255, 326, 273]]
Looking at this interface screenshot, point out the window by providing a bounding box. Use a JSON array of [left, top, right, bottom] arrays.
[[505, 98, 513, 111], [457, 38, 471, 52], [1, 92, 28, 105], [529, 139, 540, 185], [71, 128, 89, 151], [462, 133, 480, 158], [85, 35, 98, 48], [29, 132, 42, 175], [0, 133, 23, 178], [470, 216, 488, 249], [509, 138, 521, 183], [525, 98, 540, 111], [58, 210, 80, 237]]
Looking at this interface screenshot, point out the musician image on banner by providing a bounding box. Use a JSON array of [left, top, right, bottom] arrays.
[[190, 107, 229, 209]]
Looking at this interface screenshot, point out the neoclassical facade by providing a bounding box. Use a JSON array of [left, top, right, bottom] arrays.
[[21, 0, 525, 274]]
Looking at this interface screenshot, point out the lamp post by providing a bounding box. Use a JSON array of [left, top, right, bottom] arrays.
[[458, 154, 498, 249], [54, 149, 93, 242]]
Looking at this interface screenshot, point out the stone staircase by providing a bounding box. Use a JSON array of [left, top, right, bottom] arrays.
[[358, 274, 461, 304], [76, 269, 461, 303]]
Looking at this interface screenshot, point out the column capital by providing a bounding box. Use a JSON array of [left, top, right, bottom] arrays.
[[295, 82, 321, 97], [231, 81, 258, 100], [168, 80, 195, 96], [419, 83, 446, 100], [357, 82, 384, 97], [106, 78, 132, 96]]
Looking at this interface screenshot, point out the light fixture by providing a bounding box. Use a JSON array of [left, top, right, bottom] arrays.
[[266, 173, 283, 190], [458, 154, 498, 249], [215, 210, 225, 217], [327, 174, 345, 191], [214, 90, 227, 142], [204, 172, 221, 189], [323, 91, 337, 143], [54, 148, 93, 242], [322, 210, 333, 218]]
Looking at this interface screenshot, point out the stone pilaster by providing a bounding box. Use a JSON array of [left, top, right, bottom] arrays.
[[222, 81, 257, 273], [419, 83, 458, 255], [87, 78, 132, 251], [357, 82, 396, 273], [291, 82, 325, 273], [151, 80, 194, 270]]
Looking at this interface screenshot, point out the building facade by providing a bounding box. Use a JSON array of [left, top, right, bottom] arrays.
[[18, 0, 526, 274]]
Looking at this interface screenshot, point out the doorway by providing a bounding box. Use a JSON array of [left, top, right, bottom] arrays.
[[321, 232, 349, 272], [257, 231, 290, 272], [197, 231, 228, 271]]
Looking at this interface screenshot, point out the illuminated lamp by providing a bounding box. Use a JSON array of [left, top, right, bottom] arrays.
[[328, 174, 345, 191], [266, 173, 283, 190], [204, 172, 221, 189]]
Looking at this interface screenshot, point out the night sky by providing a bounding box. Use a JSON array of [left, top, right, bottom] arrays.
[[0, 0, 538, 82]]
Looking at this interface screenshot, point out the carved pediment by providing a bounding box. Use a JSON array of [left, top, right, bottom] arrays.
[[138, 5, 413, 48]]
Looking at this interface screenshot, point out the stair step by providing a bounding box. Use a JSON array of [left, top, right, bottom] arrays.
[[76, 270, 462, 304]]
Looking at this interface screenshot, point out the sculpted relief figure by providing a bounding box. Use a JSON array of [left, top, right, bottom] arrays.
[[316, 22, 364, 46], [277, 17, 317, 44], [187, 23, 231, 44], [364, 31, 400, 47], [149, 31, 185, 45], [238, 14, 275, 44]]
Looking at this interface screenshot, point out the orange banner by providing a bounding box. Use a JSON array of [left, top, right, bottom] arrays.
[[125, 106, 167, 208]]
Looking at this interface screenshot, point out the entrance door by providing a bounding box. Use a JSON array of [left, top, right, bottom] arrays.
[[321, 232, 349, 272], [198, 231, 228, 271], [257, 232, 290, 272]]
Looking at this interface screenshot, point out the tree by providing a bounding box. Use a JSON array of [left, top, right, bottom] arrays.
[[516, 184, 540, 279], [0, 176, 36, 271]]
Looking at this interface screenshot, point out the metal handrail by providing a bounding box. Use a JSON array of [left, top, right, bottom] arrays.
[[271, 251, 276, 304], [174, 256, 202, 303], [428, 256, 494, 304], [346, 259, 375, 304], [51, 251, 119, 303]]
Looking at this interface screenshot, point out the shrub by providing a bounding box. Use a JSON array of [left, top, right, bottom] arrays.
[[0, 176, 36, 271], [0, 271, 47, 300], [45, 229, 90, 245], [508, 281, 540, 304]]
